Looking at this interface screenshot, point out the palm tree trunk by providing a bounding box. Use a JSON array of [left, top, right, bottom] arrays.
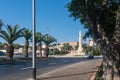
[[38, 42, 42, 58], [6, 43, 14, 60], [24, 40, 29, 58], [45, 45, 49, 57]]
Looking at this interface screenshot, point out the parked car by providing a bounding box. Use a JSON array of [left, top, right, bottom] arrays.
[[83, 54, 94, 59], [0, 51, 5, 56]]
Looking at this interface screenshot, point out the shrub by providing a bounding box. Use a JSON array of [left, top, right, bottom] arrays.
[[53, 48, 69, 55], [53, 48, 60, 55], [60, 50, 68, 55], [93, 48, 101, 56]]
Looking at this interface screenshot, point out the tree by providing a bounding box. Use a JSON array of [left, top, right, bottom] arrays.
[[82, 44, 89, 54], [75, 42, 79, 50], [22, 29, 32, 58], [42, 34, 57, 57], [0, 24, 24, 60], [53, 48, 60, 55], [13, 43, 22, 49], [67, 0, 120, 79], [0, 19, 3, 29], [0, 42, 4, 49], [61, 43, 73, 52], [35, 32, 42, 58]]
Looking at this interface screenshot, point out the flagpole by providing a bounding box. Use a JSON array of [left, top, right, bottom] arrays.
[[32, 0, 36, 80]]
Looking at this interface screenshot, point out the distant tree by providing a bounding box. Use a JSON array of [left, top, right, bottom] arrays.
[[50, 43, 57, 47], [13, 43, 22, 49], [42, 34, 57, 57], [53, 48, 60, 55], [61, 43, 73, 52], [57, 43, 60, 45], [75, 42, 79, 50], [22, 29, 32, 58], [67, 0, 120, 79], [82, 44, 89, 54], [0, 24, 24, 60]]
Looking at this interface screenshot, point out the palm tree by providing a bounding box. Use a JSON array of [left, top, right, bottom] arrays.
[[0, 24, 24, 60], [42, 34, 57, 57], [0, 19, 3, 29], [22, 29, 32, 58], [35, 32, 42, 58]]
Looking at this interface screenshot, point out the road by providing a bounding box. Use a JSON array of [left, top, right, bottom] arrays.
[[0, 56, 102, 80]]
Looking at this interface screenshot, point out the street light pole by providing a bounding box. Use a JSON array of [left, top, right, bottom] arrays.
[[32, 0, 36, 80]]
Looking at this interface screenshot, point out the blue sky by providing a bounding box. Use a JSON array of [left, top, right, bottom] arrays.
[[0, 0, 87, 44]]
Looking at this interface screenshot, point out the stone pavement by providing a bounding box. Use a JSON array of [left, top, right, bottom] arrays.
[[36, 59, 102, 80]]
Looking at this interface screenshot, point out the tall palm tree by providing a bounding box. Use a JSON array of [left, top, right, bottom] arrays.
[[22, 29, 32, 58], [0, 24, 24, 60], [0, 19, 3, 29], [35, 32, 42, 58], [42, 34, 57, 57]]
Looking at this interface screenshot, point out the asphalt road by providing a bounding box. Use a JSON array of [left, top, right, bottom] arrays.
[[0, 56, 102, 80]]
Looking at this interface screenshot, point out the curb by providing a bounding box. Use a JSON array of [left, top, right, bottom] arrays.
[[89, 62, 102, 80]]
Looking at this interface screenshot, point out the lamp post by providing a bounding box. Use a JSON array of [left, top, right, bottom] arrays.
[[32, 0, 36, 80]]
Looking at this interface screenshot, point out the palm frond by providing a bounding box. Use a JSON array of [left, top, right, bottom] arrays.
[[6, 25, 12, 37], [14, 28, 25, 41], [0, 30, 9, 42], [22, 29, 32, 40], [12, 24, 20, 35], [0, 24, 25, 43], [35, 32, 42, 43], [42, 34, 57, 46]]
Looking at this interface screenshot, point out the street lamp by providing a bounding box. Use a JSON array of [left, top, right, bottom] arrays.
[[32, 0, 36, 80]]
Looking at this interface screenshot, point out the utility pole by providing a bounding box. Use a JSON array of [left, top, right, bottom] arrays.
[[32, 0, 36, 80]]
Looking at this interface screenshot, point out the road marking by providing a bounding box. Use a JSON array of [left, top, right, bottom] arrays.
[[48, 62, 56, 65], [73, 59, 78, 61], [63, 60, 68, 63], [26, 78, 34, 80], [0, 65, 9, 67], [21, 66, 32, 70]]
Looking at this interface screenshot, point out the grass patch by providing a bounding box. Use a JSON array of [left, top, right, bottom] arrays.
[[95, 62, 103, 80]]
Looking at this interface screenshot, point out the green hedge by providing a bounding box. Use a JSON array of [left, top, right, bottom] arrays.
[[93, 48, 101, 56], [53, 48, 68, 55]]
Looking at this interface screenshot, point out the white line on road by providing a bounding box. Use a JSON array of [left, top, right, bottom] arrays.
[[73, 59, 78, 61], [21, 66, 32, 70], [63, 60, 68, 63], [0, 65, 9, 67], [26, 78, 34, 80], [48, 62, 56, 65]]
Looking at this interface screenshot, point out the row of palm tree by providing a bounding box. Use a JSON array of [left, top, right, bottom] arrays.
[[0, 24, 57, 60]]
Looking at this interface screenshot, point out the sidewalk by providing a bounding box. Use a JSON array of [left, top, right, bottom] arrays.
[[36, 59, 101, 80]]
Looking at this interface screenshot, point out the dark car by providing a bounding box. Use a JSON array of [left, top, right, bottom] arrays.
[[88, 54, 94, 59], [83, 54, 94, 59], [0, 51, 5, 56]]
